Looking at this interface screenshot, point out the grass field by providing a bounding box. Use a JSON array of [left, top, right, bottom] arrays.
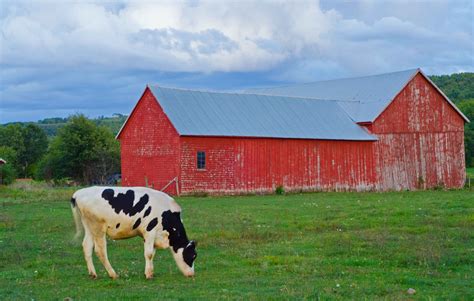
[[467, 167, 474, 178], [1, 185, 473, 300]]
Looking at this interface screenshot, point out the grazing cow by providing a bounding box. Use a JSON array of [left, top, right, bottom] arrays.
[[71, 186, 197, 279]]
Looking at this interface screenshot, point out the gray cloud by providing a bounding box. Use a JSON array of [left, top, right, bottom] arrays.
[[0, 0, 472, 123], [131, 28, 238, 55]]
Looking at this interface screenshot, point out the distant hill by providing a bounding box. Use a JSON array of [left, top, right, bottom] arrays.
[[4, 114, 128, 137], [430, 72, 474, 103]]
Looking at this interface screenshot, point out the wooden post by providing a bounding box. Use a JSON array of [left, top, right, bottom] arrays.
[[176, 177, 180, 196]]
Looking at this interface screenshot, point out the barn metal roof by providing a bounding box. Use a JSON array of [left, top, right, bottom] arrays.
[[148, 86, 376, 141], [246, 69, 419, 122]]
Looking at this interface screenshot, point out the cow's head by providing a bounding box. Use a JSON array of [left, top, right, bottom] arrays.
[[161, 210, 197, 277], [171, 240, 197, 277]]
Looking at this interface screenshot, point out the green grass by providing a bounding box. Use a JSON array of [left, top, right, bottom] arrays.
[[1, 186, 473, 300], [467, 167, 474, 178]]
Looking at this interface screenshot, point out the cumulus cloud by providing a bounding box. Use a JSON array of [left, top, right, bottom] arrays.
[[0, 0, 473, 122]]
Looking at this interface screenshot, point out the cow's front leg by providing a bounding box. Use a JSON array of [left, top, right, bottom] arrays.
[[144, 234, 156, 279]]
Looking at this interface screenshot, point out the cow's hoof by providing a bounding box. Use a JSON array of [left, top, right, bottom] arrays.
[[89, 274, 97, 279], [110, 274, 119, 280], [145, 274, 154, 280]]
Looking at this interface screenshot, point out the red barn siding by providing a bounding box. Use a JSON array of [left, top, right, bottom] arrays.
[[118, 71, 467, 195], [179, 136, 376, 194], [371, 73, 465, 190], [118, 88, 180, 194]]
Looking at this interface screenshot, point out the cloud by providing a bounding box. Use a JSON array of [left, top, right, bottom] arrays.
[[0, 0, 473, 122]]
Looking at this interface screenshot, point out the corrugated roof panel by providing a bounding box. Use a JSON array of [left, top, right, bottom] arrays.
[[246, 69, 419, 122], [149, 86, 376, 141]]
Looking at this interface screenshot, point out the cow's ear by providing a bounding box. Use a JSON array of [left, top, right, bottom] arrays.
[[190, 240, 197, 248]]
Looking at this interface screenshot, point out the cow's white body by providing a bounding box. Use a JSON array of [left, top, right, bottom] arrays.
[[71, 186, 196, 279]]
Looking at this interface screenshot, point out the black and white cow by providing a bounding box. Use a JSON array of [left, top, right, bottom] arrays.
[[71, 186, 197, 279]]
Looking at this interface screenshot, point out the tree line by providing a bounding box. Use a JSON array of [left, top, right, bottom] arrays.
[[431, 73, 474, 167], [0, 115, 120, 185]]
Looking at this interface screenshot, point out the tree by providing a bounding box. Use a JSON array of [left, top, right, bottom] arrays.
[[0, 146, 18, 185], [18, 124, 48, 177], [430, 73, 474, 103], [38, 115, 120, 184], [457, 99, 474, 167], [0, 123, 48, 178], [0, 124, 25, 171]]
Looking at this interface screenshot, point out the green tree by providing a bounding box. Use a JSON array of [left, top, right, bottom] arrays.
[[0, 146, 18, 185], [457, 99, 474, 167], [0, 123, 48, 177], [19, 124, 48, 177], [430, 73, 474, 103], [38, 115, 120, 184]]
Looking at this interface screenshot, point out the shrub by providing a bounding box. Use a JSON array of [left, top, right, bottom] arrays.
[[191, 191, 209, 197], [275, 185, 285, 195]]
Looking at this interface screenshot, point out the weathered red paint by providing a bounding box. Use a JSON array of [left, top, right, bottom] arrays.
[[179, 137, 376, 194], [368, 73, 465, 190], [119, 88, 180, 195], [118, 72, 466, 195]]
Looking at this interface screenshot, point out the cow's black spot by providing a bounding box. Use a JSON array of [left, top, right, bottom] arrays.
[[183, 241, 197, 267], [101, 189, 149, 216], [133, 218, 141, 230], [116, 223, 120, 229], [146, 218, 158, 231], [161, 210, 189, 253], [71, 197, 76, 207], [143, 206, 152, 218]]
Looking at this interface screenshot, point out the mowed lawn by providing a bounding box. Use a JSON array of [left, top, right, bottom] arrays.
[[0, 186, 473, 300]]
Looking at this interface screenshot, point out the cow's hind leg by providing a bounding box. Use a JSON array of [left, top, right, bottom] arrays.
[[79, 218, 96, 278], [94, 233, 118, 279], [144, 234, 156, 279], [94, 234, 118, 279], [82, 229, 97, 278]]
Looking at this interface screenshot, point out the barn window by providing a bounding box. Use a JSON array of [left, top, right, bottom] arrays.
[[197, 151, 206, 170]]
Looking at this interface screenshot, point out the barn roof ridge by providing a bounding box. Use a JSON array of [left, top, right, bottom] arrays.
[[244, 68, 469, 123], [146, 84, 342, 103], [246, 68, 420, 93], [144, 85, 377, 141]]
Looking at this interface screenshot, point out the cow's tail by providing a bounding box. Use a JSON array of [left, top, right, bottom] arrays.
[[70, 195, 83, 242]]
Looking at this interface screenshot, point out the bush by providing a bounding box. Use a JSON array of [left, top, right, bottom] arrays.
[[275, 185, 285, 195], [191, 191, 209, 197]]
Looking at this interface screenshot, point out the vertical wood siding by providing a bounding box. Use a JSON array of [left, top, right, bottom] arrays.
[[118, 88, 180, 194], [370, 73, 466, 190], [179, 137, 376, 194], [118, 72, 466, 195]]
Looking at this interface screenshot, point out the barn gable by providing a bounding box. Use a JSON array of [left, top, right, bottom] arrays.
[[117, 88, 181, 193], [373, 73, 467, 133], [370, 72, 466, 190], [247, 69, 469, 123]]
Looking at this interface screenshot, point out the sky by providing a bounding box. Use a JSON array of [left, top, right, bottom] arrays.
[[0, 0, 473, 123]]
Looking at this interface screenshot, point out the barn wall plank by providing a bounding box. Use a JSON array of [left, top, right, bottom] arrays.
[[371, 73, 466, 190], [179, 137, 376, 194], [118, 88, 181, 194]]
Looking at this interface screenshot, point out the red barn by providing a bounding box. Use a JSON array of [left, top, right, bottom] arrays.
[[117, 69, 468, 195]]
